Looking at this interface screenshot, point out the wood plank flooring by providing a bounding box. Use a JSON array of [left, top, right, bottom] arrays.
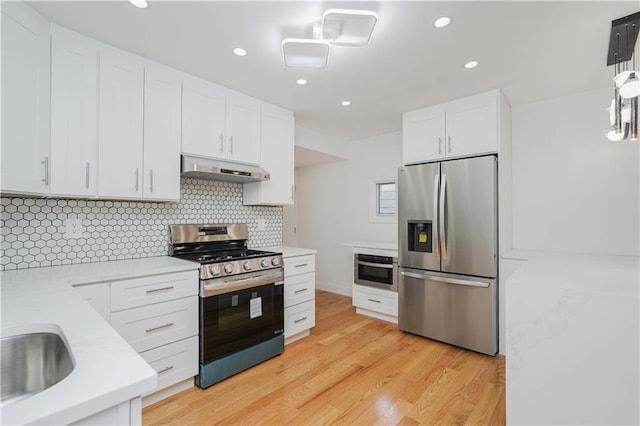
[[143, 290, 505, 425]]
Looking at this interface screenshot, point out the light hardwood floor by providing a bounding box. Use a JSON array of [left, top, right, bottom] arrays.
[[143, 290, 505, 425]]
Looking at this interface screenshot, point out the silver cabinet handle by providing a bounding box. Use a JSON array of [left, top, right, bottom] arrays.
[[135, 168, 139, 192], [357, 261, 393, 269], [294, 288, 308, 294], [294, 263, 308, 268], [438, 137, 442, 154], [400, 270, 489, 288], [85, 162, 90, 189], [439, 173, 447, 261], [149, 169, 154, 193], [294, 316, 308, 323], [229, 135, 234, 155], [145, 286, 174, 294], [448, 136, 452, 153], [433, 174, 440, 260], [145, 322, 174, 333], [219, 133, 224, 154], [157, 365, 174, 374], [367, 298, 381, 303], [41, 157, 49, 185]]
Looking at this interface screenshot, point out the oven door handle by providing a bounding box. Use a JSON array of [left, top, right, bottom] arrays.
[[356, 261, 394, 269], [202, 269, 285, 297]]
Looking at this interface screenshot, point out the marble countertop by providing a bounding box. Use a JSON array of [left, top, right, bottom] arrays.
[[344, 241, 398, 251], [0, 256, 198, 425], [257, 245, 317, 258]]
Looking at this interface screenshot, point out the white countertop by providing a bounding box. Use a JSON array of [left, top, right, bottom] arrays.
[[0, 256, 198, 425], [505, 250, 639, 424], [257, 245, 317, 258], [344, 241, 398, 257]]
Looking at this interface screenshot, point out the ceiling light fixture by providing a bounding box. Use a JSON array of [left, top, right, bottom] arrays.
[[464, 60, 479, 69], [282, 39, 330, 69], [433, 16, 451, 29], [233, 48, 247, 57], [296, 79, 308, 85], [341, 101, 351, 106], [129, 0, 148, 8], [322, 9, 378, 47]]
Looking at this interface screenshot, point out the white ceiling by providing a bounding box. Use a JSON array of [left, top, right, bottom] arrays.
[[30, 1, 638, 147]]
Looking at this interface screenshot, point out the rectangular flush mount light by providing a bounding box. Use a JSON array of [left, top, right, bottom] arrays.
[[322, 9, 378, 47], [282, 38, 330, 69]]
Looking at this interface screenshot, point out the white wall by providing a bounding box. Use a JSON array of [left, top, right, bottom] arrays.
[[512, 87, 639, 256], [296, 131, 402, 296]]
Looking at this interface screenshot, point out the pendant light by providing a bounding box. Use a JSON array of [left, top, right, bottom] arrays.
[[620, 23, 640, 99]]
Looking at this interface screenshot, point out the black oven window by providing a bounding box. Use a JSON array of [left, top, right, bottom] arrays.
[[358, 264, 393, 285]]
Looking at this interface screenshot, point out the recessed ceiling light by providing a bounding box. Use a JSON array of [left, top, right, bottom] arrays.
[[341, 101, 351, 106], [233, 47, 247, 57], [129, 0, 148, 8], [296, 79, 308, 85], [433, 16, 451, 28], [464, 60, 479, 69]]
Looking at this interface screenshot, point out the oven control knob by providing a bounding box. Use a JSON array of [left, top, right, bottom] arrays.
[[243, 261, 253, 271], [223, 263, 234, 274], [209, 265, 221, 276], [260, 258, 270, 268], [271, 257, 280, 267]]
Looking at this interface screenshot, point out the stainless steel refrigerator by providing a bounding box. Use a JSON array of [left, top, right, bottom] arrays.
[[398, 155, 498, 355]]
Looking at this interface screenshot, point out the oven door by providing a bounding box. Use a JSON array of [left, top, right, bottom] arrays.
[[354, 254, 398, 292], [200, 281, 284, 364]]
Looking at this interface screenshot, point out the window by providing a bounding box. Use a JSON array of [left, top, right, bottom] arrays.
[[376, 182, 396, 216]]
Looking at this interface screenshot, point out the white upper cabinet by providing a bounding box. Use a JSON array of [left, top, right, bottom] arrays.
[[182, 77, 261, 165], [243, 103, 294, 206], [181, 78, 226, 160], [143, 65, 182, 201], [402, 90, 499, 164], [226, 93, 261, 165], [1, 2, 50, 195], [98, 48, 145, 199], [50, 25, 98, 197]]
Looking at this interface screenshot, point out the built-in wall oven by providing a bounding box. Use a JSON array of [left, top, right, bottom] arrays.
[[354, 254, 398, 292]]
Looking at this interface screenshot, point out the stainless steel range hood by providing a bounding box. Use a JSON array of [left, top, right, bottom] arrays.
[[181, 155, 270, 184]]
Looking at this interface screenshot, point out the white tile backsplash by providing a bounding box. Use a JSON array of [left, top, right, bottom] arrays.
[[1, 178, 282, 270]]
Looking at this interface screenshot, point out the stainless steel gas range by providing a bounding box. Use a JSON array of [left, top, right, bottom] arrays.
[[169, 223, 284, 389]]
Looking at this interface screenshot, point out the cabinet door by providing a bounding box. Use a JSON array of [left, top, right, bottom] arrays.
[[402, 105, 445, 165], [445, 91, 498, 159], [181, 78, 226, 160], [98, 49, 144, 199], [226, 93, 260, 165], [1, 2, 50, 195], [243, 103, 294, 205], [50, 25, 98, 197], [143, 65, 181, 201]]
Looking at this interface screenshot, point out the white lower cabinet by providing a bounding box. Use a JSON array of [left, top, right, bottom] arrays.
[[283, 253, 316, 344], [352, 284, 398, 324], [72, 269, 199, 408]]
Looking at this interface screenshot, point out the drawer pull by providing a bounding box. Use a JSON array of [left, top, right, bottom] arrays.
[[368, 298, 382, 303], [294, 288, 308, 294], [146, 286, 175, 294], [294, 316, 308, 324], [157, 365, 174, 374], [146, 322, 174, 333], [294, 263, 308, 268]]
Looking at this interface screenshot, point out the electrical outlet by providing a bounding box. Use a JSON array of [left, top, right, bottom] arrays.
[[257, 218, 266, 232], [65, 218, 84, 239]]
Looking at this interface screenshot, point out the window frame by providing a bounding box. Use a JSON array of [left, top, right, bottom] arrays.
[[369, 179, 397, 224]]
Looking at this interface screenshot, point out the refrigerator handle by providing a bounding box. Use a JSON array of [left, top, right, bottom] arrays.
[[400, 270, 489, 288], [433, 173, 440, 259], [439, 173, 447, 261]]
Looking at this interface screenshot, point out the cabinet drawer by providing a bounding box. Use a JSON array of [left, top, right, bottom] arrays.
[[352, 284, 398, 317], [284, 272, 315, 307], [284, 299, 315, 338], [110, 297, 198, 352], [111, 270, 198, 312], [284, 255, 315, 277], [140, 336, 198, 395]]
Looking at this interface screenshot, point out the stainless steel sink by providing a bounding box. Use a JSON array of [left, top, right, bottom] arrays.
[[1, 332, 75, 405]]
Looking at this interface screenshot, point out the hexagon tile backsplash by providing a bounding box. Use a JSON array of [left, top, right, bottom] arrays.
[[0, 178, 283, 271]]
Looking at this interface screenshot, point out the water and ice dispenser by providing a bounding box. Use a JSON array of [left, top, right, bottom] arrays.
[[407, 220, 432, 253]]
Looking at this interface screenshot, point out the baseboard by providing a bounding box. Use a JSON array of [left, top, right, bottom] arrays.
[[143, 378, 194, 408], [285, 330, 310, 345], [316, 280, 351, 297], [355, 307, 398, 324]]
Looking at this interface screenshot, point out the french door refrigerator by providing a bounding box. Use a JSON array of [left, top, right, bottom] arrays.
[[398, 155, 498, 355]]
